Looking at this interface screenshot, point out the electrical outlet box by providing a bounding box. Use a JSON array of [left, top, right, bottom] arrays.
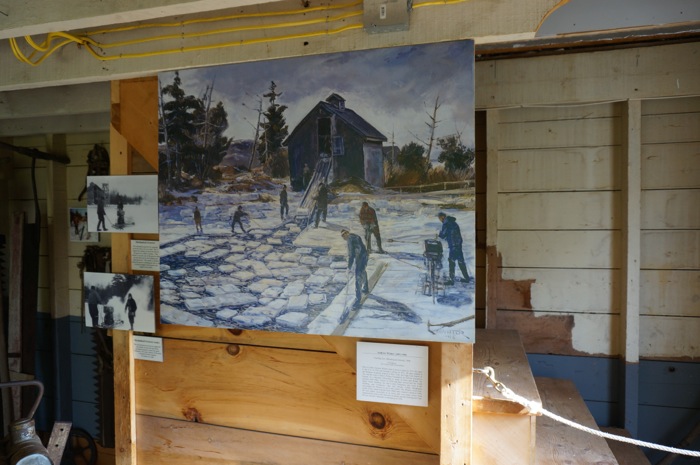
[[363, 0, 410, 33]]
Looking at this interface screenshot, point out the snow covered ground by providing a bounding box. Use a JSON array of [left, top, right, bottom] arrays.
[[158, 181, 475, 343]]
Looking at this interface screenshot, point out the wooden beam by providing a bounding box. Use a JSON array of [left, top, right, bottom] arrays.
[[117, 78, 159, 169], [111, 80, 137, 465], [620, 99, 641, 436], [485, 109, 500, 328], [0, 0, 559, 92], [440, 343, 472, 465], [0, 0, 287, 40]]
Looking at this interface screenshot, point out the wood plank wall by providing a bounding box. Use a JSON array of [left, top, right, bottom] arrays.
[[639, 97, 700, 359], [2, 132, 112, 432], [491, 102, 624, 356], [476, 42, 700, 360], [107, 77, 473, 465]]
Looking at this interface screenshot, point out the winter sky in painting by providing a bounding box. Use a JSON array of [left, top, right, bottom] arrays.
[[162, 40, 475, 161], [158, 40, 475, 343]]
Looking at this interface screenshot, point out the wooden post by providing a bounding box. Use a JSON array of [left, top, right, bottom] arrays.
[[111, 76, 159, 465], [111, 80, 137, 465], [440, 343, 473, 465], [621, 99, 641, 436], [485, 109, 500, 328]]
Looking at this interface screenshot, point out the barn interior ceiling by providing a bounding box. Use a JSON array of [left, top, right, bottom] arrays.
[[0, 0, 698, 137]]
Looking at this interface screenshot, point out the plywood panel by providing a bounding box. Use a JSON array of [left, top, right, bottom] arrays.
[[135, 338, 438, 453], [641, 189, 700, 229], [501, 268, 619, 314], [136, 415, 439, 465], [640, 270, 700, 317], [499, 191, 618, 230], [498, 147, 619, 192], [499, 117, 619, 150], [641, 230, 700, 270], [641, 113, 700, 145], [641, 142, 700, 189], [640, 316, 700, 359], [498, 231, 620, 269]]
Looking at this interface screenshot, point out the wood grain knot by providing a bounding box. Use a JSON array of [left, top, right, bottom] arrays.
[[226, 344, 241, 356], [368, 411, 386, 430], [182, 407, 203, 423], [227, 328, 243, 336]]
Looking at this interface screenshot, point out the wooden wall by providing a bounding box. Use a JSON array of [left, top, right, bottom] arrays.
[[1, 132, 112, 433], [1, 33, 698, 465], [476, 42, 700, 361], [639, 98, 700, 359], [108, 78, 473, 465]]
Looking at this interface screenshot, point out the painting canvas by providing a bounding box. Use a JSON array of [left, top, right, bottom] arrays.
[[158, 40, 476, 343], [87, 175, 159, 233], [84, 271, 156, 333]]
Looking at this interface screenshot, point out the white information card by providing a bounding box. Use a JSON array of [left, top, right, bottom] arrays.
[[356, 342, 429, 407], [130, 239, 160, 271], [133, 335, 164, 362]]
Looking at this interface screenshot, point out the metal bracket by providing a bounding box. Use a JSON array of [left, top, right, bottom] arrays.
[[46, 421, 72, 465], [363, 0, 411, 33]]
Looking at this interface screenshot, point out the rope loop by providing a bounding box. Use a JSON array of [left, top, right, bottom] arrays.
[[473, 366, 700, 459]]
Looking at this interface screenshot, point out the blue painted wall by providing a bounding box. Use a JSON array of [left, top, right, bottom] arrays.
[[529, 354, 700, 463]]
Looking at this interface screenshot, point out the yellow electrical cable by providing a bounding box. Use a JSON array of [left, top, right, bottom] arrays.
[[8, 0, 466, 65], [11, 32, 97, 66], [92, 10, 363, 49], [412, 0, 465, 7], [83, 22, 365, 61], [88, 0, 364, 36]]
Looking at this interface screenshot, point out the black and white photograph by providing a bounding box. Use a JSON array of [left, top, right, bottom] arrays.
[[69, 207, 98, 242], [87, 175, 159, 234], [158, 40, 475, 343], [84, 271, 156, 332]]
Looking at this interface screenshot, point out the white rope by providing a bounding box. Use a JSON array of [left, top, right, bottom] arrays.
[[474, 367, 700, 459]]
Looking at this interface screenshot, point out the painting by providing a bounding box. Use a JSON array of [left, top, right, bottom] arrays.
[[86, 175, 159, 234], [69, 207, 98, 242], [84, 271, 156, 332], [158, 40, 476, 343]]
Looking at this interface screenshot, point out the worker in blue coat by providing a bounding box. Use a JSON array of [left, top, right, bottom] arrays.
[[438, 212, 472, 285], [341, 229, 369, 308]]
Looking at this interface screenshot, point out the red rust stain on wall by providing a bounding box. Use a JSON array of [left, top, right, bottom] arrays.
[[488, 246, 579, 355]]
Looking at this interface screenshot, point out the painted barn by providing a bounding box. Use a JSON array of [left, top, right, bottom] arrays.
[[285, 93, 387, 191]]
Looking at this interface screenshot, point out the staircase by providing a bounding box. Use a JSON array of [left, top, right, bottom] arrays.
[[473, 329, 651, 465]]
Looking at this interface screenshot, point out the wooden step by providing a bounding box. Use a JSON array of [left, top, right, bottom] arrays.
[[601, 427, 652, 465], [535, 377, 619, 465], [473, 329, 541, 465]]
